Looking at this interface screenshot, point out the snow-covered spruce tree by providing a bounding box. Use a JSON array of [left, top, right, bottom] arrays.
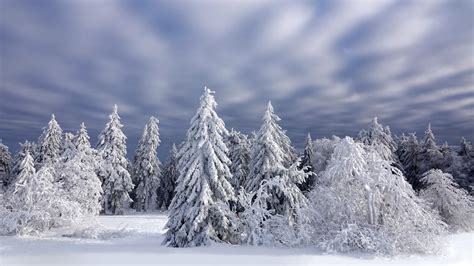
[[1, 152, 80, 235], [357, 117, 398, 163], [55, 123, 103, 216], [449, 137, 474, 193], [419, 169, 473, 232], [158, 143, 179, 210], [163, 87, 236, 247], [11, 141, 36, 181], [298, 133, 316, 192], [398, 133, 421, 189], [307, 137, 445, 255], [96, 105, 133, 215], [227, 129, 251, 190], [245, 101, 296, 192], [61, 132, 76, 162], [417, 124, 444, 183], [459, 137, 472, 157], [0, 140, 13, 188], [132, 116, 161, 212], [35, 114, 63, 169]]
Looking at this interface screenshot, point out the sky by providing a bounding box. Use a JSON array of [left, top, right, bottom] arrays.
[[1, 0, 473, 159]]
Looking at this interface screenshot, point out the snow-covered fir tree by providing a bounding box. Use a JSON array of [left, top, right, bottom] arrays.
[[419, 169, 473, 232], [357, 117, 398, 163], [245, 101, 296, 192], [227, 129, 251, 190], [35, 114, 63, 169], [307, 137, 446, 254], [61, 132, 76, 162], [398, 133, 421, 189], [96, 105, 133, 215], [132, 116, 161, 212], [157, 143, 179, 210], [459, 137, 472, 156], [163, 87, 236, 247], [418, 123, 444, 180], [298, 133, 316, 192], [0, 140, 13, 188], [11, 141, 36, 181], [55, 123, 103, 216]]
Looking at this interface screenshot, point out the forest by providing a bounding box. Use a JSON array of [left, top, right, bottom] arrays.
[[0, 88, 472, 255]]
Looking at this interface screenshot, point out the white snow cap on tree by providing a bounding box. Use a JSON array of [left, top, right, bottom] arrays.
[[419, 169, 473, 232], [96, 105, 133, 215], [35, 114, 63, 168], [245, 101, 296, 192], [164, 87, 235, 247], [132, 116, 161, 212], [307, 137, 446, 255]]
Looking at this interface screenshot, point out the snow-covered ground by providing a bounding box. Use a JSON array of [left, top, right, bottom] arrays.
[[0, 213, 472, 266]]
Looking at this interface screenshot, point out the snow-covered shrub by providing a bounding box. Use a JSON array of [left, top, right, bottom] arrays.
[[419, 169, 474, 232], [1, 154, 81, 235], [308, 137, 446, 255], [237, 162, 310, 247], [311, 136, 340, 175]]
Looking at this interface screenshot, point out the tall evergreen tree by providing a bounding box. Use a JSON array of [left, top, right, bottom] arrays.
[[132, 116, 161, 212], [35, 114, 63, 168], [459, 137, 472, 157], [164, 88, 235, 247], [398, 133, 421, 189], [298, 133, 316, 192], [96, 105, 133, 215], [245, 101, 296, 192], [418, 123, 444, 177], [227, 129, 251, 190], [357, 117, 398, 163], [11, 141, 36, 180], [0, 140, 13, 188], [158, 143, 179, 210]]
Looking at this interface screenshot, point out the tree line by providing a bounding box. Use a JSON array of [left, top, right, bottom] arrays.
[[0, 87, 472, 254]]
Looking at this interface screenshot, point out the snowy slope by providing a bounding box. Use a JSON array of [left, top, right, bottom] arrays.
[[0, 213, 472, 266]]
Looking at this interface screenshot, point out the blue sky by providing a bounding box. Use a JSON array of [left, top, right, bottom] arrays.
[[1, 0, 473, 159]]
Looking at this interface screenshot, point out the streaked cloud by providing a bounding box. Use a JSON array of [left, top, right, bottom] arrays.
[[0, 0, 472, 158]]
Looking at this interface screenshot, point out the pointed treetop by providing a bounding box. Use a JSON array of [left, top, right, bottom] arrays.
[[80, 122, 86, 129], [306, 133, 312, 146], [113, 104, 118, 114], [51, 114, 56, 121], [372, 116, 378, 125]]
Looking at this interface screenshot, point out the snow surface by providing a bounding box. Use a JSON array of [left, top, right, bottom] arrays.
[[0, 213, 472, 266]]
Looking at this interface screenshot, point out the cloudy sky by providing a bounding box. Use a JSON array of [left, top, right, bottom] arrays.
[[1, 0, 473, 159]]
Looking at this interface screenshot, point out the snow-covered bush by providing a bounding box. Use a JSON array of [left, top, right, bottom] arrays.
[[237, 160, 310, 247], [1, 153, 81, 235], [419, 169, 474, 232], [311, 136, 341, 175], [308, 137, 446, 255]]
